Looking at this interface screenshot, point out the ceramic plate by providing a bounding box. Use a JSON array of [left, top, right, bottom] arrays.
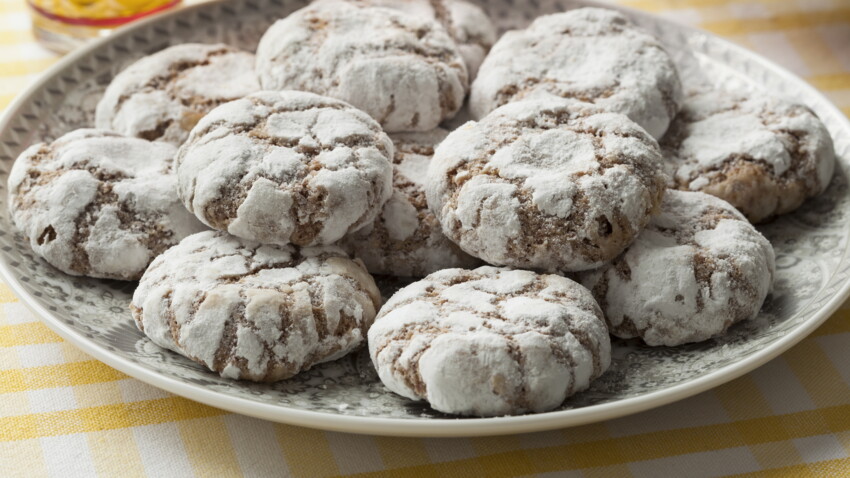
[[1, 0, 849, 437]]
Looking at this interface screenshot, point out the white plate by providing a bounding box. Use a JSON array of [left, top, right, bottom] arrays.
[[1, 0, 849, 437]]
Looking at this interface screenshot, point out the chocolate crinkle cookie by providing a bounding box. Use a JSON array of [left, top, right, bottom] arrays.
[[470, 7, 682, 140], [368, 266, 611, 416], [256, 0, 468, 132], [661, 88, 836, 223], [175, 90, 394, 247], [580, 190, 776, 347], [131, 230, 382, 382], [7, 129, 206, 280], [95, 43, 260, 146], [319, 0, 497, 80], [339, 129, 480, 277], [426, 97, 668, 272]]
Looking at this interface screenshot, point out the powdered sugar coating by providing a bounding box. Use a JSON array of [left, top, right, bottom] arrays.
[[340, 129, 480, 276], [256, 1, 468, 132], [318, 0, 496, 80], [580, 190, 775, 347], [427, 98, 668, 272], [131, 230, 382, 382], [369, 266, 610, 416], [662, 88, 836, 223], [469, 8, 682, 140], [95, 43, 260, 146], [7, 129, 206, 280], [175, 90, 394, 247]]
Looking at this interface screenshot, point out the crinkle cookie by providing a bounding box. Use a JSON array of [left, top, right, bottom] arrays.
[[580, 190, 775, 347], [7, 129, 206, 280], [256, 0, 468, 132], [95, 43, 260, 146], [320, 0, 497, 79], [661, 88, 836, 223], [340, 129, 480, 276], [131, 230, 382, 382], [176, 90, 394, 247], [368, 266, 610, 416], [469, 8, 682, 140], [426, 98, 668, 272]]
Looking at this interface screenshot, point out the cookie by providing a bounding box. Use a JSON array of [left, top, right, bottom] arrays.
[[368, 266, 610, 416], [426, 98, 668, 272], [661, 88, 836, 223], [131, 230, 381, 382], [96, 43, 260, 146], [175, 90, 394, 247], [322, 0, 497, 79], [580, 190, 775, 346], [339, 129, 480, 276], [469, 8, 682, 140], [256, 0, 468, 132], [7, 129, 206, 280]]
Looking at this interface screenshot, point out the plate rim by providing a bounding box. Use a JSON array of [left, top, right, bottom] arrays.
[[1, 0, 850, 437]]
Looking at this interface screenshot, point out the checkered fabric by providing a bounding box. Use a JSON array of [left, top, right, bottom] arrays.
[[2, 0, 850, 476]]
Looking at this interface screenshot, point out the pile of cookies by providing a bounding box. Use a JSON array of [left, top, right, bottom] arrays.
[[7, 2, 836, 417]]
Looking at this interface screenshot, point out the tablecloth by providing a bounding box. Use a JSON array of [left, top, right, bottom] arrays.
[[2, 0, 850, 476]]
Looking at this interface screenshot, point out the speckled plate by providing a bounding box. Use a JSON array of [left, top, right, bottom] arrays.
[[1, 0, 849, 437]]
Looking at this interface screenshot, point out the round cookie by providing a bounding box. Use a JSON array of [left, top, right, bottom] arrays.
[[255, 0, 468, 132], [132, 230, 381, 382], [175, 90, 394, 247], [96, 43, 260, 146], [426, 98, 668, 272], [469, 7, 682, 140], [7, 129, 206, 280], [323, 0, 497, 80], [661, 88, 836, 223], [580, 190, 776, 347], [339, 129, 480, 277], [368, 266, 611, 416]]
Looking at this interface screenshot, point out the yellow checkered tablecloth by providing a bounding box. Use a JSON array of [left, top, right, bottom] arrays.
[[2, 0, 850, 476]]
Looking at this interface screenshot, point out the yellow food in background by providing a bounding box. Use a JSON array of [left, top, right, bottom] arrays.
[[29, 0, 177, 19]]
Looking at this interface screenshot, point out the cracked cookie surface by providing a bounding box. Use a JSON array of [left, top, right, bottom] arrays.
[[95, 43, 260, 146], [175, 90, 394, 247], [368, 266, 610, 416], [580, 190, 775, 347], [7, 129, 206, 280], [256, 0, 468, 132], [469, 7, 682, 140], [426, 98, 668, 272], [320, 0, 496, 80], [661, 88, 835, 223], [131, 230, 382, 382], [340, 128, 480, 277]]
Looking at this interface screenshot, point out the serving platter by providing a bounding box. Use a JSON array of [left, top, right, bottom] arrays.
[[1, 0, 849, 437]]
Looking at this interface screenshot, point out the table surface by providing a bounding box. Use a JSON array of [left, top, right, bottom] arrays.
[[2, 0, 850, 476]]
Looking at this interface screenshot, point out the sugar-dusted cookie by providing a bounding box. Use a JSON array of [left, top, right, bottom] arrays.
[[7, 129, 205, 280], [96, 43, 260, 146], [580, 190, 775, 346], [131, 230, 382, 382], [256, 1, 468, 132], [369, 266, 610, 416], [426, 98, 668, 272], [662, 88, 835, 223], [340, 129, 480, 276], [176, 90, 394, 247], [470, 7, 682, 139], [321, 0, 497, 79]]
